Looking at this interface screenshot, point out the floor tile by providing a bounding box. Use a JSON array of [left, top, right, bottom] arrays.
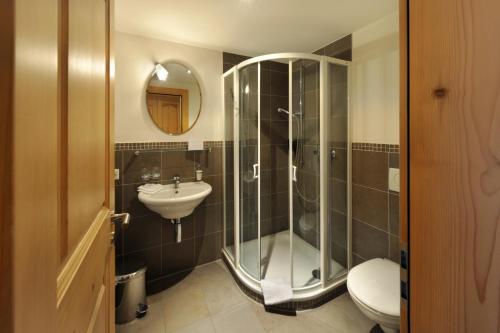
[[170, 317, 216, 333], [116, 261, 380, 333], [202, 279, 248, 315], [160, 285, 210, 333], [306, 293, 375, 332], [267, 315, 336, 333], [116, 301, 166, 333], [248, 300, 295, 331], [212, 302, 266, 333]]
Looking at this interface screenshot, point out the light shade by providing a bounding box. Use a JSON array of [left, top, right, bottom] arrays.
[[154, 64, 168, 81]]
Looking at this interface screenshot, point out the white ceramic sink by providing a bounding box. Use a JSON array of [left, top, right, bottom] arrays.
[[138, 181, 212, 219]]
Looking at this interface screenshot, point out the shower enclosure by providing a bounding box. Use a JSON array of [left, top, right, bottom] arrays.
[[222, 53, 350, 301]]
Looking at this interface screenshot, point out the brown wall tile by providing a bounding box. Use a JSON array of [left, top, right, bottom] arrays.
[[123, 150, 161, 184], [203, 174, 223, 204], [163, 239, 195, 275], [331, 243, 348, 269], [116, 142, 226, 294], [330, 178, 347, 214], [352, 184, 388, 231], [352, 219, 389, 261], [122, 183, 155, 218], [162, 151, 195, 181], [195, 232, 222, 265], [330, 210, 347, 248], [123, 246, 163, 281], [352, 253, 365, 267], [115, 185, 123, 214], [389, 234, 400, 263], [389, 193, 400, 236], [389, 153, 400, 168], [328, 116, 348, 148], [324, 35, 352, 61], [330, 148, 347, 181], [352, 150, 388, 191], [163, 215, 194, 244], [124, 215, 163, 253], [194, 203, 223, 236], [195, 147, 222, 176]]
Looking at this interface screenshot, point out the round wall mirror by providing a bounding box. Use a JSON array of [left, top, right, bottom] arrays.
[[146, 62, 202, 135]]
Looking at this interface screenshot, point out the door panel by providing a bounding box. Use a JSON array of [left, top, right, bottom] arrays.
[[9, 0, 115, 331], [58, 0, 115, 330], [409, 0, 500, 331], [12, 0, 59, 331], [67, 0, 107, 253], [56, 209, 110, 332]]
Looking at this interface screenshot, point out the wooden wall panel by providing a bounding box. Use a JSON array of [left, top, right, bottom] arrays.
[[409, 0, 500, 331], [67, 0, 107, 252]]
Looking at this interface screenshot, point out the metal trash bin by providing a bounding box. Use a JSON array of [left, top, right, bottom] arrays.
[[115, 259, 148, 324]]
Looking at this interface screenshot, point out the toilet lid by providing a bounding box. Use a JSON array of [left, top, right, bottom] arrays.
[[347, 258, 400, 317]]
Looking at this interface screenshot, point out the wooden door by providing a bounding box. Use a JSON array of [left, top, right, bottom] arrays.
[[147, 86, 190, 133], [399, 1, 408, 332], [148, 94, 183, 133], [2, 0, 116, 331], [409, 0, 500, 331], [160, 95, 182, 133]]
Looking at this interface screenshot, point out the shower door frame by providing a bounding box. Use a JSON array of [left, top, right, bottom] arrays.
[[222, 53, 351, 300]]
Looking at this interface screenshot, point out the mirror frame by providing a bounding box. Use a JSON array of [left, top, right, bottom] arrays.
[[146, 61, 203, 136]]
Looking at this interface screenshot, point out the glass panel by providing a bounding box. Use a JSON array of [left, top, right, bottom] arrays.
[[239, 64, 259, 279], [223, 73, 235, 260], [292, 59, 321, 288], [259, 60, 290, 282], [327, 63, 349, 280]]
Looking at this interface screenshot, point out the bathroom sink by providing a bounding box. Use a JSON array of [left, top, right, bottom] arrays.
[[138, 181, 212, 219]]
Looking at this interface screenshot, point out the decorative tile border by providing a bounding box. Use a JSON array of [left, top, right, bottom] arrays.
[[352, 142, 400, 153], [116, 141, 397, 152], [115, 140, 229, 151], [222, 254, 347, 311]]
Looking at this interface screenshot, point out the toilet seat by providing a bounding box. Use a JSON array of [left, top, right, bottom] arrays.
[[347, 258, 400, 317]]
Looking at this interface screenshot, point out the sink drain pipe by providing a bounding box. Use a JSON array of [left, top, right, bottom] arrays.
[[171, 218, 182, 243]]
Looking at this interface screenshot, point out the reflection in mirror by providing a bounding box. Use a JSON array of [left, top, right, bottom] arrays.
[[146, 63, 202, 135]]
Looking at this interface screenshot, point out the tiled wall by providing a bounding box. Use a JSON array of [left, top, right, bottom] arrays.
[[260, 60, 290, 237], [314, 37, 351, 270], [315, 35, 401, 267], [314, 34, 352, 61], [292, 59, 322, 250], [351, 144, 400, 265], [114, 142, 223, 294]]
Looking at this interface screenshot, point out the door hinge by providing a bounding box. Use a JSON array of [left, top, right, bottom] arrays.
[[401, 280, 408, 300], [400, 249, 408, 269]]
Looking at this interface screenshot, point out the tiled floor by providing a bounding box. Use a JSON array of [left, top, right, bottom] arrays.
[[116, 260, 376, 333]]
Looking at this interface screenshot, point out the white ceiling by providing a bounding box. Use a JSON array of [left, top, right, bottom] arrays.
[[115, 0, 398, 56]]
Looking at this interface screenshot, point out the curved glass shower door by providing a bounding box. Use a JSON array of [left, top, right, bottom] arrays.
[[222, 53, 351, 297], [238, 63, 260, 279], [291, 59, 321, 288]]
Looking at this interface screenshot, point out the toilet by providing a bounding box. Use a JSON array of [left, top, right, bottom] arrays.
[[347, 258, 400, 333]]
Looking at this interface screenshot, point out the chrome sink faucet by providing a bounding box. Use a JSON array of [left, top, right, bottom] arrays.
[[173, 175, 181, 189]]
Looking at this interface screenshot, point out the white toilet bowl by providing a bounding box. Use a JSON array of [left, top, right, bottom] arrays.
[[347, 258, 400, 333]]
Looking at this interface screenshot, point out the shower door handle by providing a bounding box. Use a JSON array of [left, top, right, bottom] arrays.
[[292, 165, 297, 182], [252, 163, 260, 179]]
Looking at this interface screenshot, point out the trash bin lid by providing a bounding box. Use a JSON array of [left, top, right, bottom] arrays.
[[116, 257, 147, 283]]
